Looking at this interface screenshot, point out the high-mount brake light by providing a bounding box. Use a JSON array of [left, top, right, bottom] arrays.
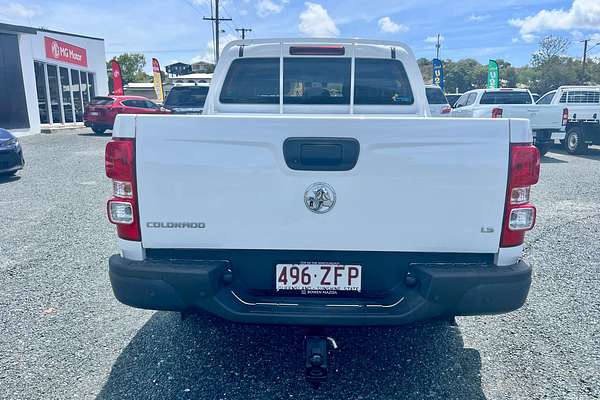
[[500, 144, 540, 247], [105, 138, 140, 241], [491, 108, 503, 118], [289, 46, 345, 56]]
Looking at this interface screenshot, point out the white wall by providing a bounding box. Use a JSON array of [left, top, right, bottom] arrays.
[[12, 29, 108, 137]]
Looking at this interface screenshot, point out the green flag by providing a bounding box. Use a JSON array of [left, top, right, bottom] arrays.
[[487, 60, 499, 88]]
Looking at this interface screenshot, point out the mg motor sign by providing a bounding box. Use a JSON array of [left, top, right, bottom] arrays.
[[44, 36, 88, 67]]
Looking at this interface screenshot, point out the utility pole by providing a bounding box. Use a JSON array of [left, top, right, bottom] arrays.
[[235, 28, 252, 40], [203, 0, 232, 63], [581, 39, 590, 78], [435, 34, 441, 59]]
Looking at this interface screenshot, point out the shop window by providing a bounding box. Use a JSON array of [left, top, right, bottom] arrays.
[[60, 67, 74, 123], [88, 73, 96, 98], [71, 69, 83, 122], [47, 65, 62, 124], [34, 61, 49, 124], [81, 72, 89, 106]]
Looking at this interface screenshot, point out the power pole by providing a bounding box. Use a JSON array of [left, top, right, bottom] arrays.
[[581, 39, 590, 78], [435, 34, 441, 59], [235, 28, 252, 40], [203, 0, 232, 63]]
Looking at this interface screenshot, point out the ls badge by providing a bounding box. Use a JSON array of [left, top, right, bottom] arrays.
[[304, 183, 336, 214]]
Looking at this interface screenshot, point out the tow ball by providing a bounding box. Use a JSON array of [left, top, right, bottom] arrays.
[[304, 331, 338, 389]]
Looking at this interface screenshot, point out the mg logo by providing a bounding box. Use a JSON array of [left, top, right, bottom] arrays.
[[51, 41, 60, 58]]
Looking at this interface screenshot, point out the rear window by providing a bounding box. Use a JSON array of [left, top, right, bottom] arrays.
[[354, 59, 413, 105], [480, 91, 532, 105], [220, 58, 279, 104], [90, 97, 114, 106], [283, 58, 351, 105], [165, 86, 209, 108], [425, 87, 448, 105]]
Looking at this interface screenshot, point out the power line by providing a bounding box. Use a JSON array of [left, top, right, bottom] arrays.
[[203, 0, 232, 63], [235, 27, 252, 39]]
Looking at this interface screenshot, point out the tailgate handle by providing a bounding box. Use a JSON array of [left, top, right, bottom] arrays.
[[283, 137, 360, 171]]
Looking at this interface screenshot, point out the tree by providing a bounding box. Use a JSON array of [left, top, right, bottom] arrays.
[[531, 36, 571, 67], [106, 53, 151, 86]]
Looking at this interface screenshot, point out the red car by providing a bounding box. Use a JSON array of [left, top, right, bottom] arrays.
[[84, 95, 170, 134]]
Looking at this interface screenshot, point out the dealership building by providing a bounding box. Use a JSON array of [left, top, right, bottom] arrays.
[[0, 23, 108, 136]]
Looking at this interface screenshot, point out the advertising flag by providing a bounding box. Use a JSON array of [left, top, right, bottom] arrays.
[[152, 58, 164, 103], [432, 58, 444, 91], [110, 59, 123, 95], [487, 60, 499, 89]]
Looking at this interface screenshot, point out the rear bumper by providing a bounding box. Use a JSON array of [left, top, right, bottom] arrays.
[[109, 253, 532, 326], [84, 120, 113, 129]]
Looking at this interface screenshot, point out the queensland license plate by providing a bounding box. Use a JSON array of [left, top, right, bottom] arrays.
[[90, 112, 99, 116], [275, 263, 361, 292]]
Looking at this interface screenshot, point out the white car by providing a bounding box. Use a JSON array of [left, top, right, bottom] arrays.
[[537, 86, 600, 154], [451, 88, 567, 155], [425, 85, 451, 116], [105, 38, 539, 385]]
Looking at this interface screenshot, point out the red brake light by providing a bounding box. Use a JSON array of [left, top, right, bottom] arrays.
[[441, 106, 451, 114], [500, 144, 540, 247], [492, 108, 503, 118], [106, 140, 134, 181], [289, 46, 345, 56], [105, 138, 140, 241], [562, 108, 569, 126], [510, 144, 540, 187]]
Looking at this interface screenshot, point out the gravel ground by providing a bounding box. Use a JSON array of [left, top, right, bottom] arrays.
[[0, 129, 598, 400]]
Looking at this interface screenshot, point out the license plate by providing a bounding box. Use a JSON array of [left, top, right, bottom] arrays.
[[275, 263, 361, 293], [89, 112, 99, 116]]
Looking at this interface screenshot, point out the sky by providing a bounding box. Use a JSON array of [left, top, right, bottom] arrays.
[[1, 0, 600, 72]]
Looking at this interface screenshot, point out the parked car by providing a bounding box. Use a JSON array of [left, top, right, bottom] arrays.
[[0, 128, 24, 177], [83, 96, 170, 134], [537, 86, 600, 154], [164, 83, 209, 114], [445, 93, 462, 108], [425, 85, 451, 116], [105, 38, 539, 386], [451, 88, 567, 155]]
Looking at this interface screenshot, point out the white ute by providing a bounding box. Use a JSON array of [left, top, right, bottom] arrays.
[[537, 86, 600, 154], [105, 39, 540, 384], [451, 88, 567, 155]]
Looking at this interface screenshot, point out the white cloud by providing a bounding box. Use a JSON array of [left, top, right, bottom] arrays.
[[377, 16, 408, 34], [256, 0, 287, 18], [424, 35, 444, 44], [468, 14, 490, 22], [0, 2, 41, 20], [509, 0, 600, 41], [512, 37, 519, 43], [298, 2, 339, 37], [191, 33, 238, 64]]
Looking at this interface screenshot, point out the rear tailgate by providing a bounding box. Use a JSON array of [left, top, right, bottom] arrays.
[[133, 115, 510, 253], [481, 105, 564, 130]]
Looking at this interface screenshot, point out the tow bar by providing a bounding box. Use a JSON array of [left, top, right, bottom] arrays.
[[304, 329, 338, 389]]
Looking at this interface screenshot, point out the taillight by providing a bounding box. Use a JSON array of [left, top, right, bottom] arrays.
[[500, 144, 540, 247], [562, 108, 569, 126], [289, 46, 345, 55], [105, 139, 140, 241], [441, 106, 451, 114], [492, 108, 503, 118]]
